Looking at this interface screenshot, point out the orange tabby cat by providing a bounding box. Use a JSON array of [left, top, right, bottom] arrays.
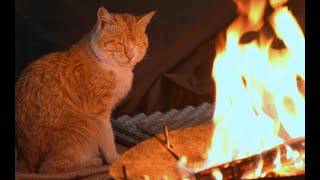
[[15, 6, 155, 173]]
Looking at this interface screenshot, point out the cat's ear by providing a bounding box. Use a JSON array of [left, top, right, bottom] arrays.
[[97, 6, 115, 30], [137, 11, 156, 32]]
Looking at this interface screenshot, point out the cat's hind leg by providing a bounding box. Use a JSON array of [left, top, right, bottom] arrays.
[[38, 113, 105, 173]]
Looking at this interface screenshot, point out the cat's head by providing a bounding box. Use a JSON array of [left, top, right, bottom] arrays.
[[90, 6, 155, 67]]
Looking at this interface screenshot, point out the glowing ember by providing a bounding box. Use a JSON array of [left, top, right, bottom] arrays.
[[177, 0, 304, 178]]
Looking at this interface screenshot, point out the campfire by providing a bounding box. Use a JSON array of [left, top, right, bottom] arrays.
[[178, 0, 305, 179], [109, 0, 304, 179]]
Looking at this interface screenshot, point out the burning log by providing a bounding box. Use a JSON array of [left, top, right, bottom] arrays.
[[194, 137, 305, 180]]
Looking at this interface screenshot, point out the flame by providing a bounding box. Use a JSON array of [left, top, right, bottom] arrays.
[[285, 145, 293, 159], [294, 160, 304, 168], [212, 169, 223, 180], [241, 156, 264, 179], [270, 0, 288, 8], [205, 0, 305, 174], [273, 147, 282, 171]]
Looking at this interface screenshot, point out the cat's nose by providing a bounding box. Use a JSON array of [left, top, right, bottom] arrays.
[[126, 49, 135, 61]]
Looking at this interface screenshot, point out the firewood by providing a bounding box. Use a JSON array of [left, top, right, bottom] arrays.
[[195, 137, 305, 180]]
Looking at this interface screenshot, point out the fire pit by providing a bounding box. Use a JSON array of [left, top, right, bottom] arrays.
[[111, 0, 304, 179], [109, 124, 304, 179]]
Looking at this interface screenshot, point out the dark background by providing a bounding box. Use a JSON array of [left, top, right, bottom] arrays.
[[15, 0, 305, 118]]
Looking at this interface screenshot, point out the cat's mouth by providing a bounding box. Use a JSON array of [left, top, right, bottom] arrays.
[[112, 59, 138, 68]]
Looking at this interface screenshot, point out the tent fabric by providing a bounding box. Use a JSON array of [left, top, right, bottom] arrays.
[[15, 0, 304, 117]]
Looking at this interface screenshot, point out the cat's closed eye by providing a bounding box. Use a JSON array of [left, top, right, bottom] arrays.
[[111, 42, 125, 52], [102, 40, 116, 47], [115, 42, 125, 47], [136, 43, 145, 47]]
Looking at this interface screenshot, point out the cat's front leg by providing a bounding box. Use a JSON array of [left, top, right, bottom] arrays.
[[99, 117, 119, 164]]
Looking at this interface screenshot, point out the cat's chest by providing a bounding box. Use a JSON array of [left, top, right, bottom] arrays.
[[113, 69, 133, 102]]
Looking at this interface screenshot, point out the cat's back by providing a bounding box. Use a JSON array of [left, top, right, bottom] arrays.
[[16, 50, 68, 99], [16, 42, 88, 96], [15, 41, 117, 123], [15, 45, 86, 122], [15, 51, 66, 126]]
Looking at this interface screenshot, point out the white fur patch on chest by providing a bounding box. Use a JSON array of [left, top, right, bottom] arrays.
[[99, 65, 133, 110], [112, 67, 133, 106]]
